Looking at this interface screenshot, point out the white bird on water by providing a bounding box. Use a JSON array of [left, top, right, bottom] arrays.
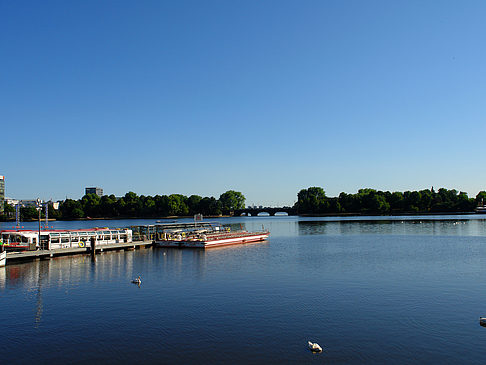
[[308, 341, 322, 352]]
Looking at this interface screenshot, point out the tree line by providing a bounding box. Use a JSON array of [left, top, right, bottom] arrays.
[[296, 187, 486, 215], [1, 190, 245, 220]]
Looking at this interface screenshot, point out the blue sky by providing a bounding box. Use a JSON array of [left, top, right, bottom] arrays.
[[1, 0, 485, 206]]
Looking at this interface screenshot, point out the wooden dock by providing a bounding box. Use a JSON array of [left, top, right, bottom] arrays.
[[5, 240, 154, 264]]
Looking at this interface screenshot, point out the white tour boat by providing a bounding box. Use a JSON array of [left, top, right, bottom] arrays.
[[0, 228, 133, 251]]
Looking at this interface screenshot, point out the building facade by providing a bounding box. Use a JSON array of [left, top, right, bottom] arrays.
[[85, 187, 103, 197], [0, 175, 4, 214]]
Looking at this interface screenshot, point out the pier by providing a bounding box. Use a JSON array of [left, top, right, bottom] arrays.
[[5, 240, 154, 264]]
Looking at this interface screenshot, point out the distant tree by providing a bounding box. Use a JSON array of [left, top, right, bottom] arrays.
[[141, 196, 156, 216], [60, 199, 84, 219], [81, 193, 101, 217], [357, 189, 389, 214], [100, 194, 119, 217], [154, 195, 170, 217], [168, 194, 189, 216], [476, 191, 486, 206], [187, 195, 203, 215], [297, 187, 327, 214], [219, 190, 245, 213], [199, 197, 222, 216], [123, 192, 142, 216], [388, 191, 404, 212]]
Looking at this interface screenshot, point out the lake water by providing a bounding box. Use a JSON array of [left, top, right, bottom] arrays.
[[2, 215, 486, 364]]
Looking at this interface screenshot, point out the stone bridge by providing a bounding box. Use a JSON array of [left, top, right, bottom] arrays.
[[233, 207, 297, 216]]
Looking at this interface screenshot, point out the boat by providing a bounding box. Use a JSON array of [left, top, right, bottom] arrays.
[[154, 222, 269, 248], [0, 228, 133, 251], [308, 341, 322, 352], [0, 250, 6, 267]]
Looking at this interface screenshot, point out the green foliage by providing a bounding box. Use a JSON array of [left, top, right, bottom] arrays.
[[476, 191, 486, 205], [60, 199, 84, 219], [219, 190, 245, 213], [52, 190, 244, 219], [297, 187, 328, 213], [297, 186, 477, 215]]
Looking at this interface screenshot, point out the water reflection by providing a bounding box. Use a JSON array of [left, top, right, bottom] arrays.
[[298, 218, 486, 236]]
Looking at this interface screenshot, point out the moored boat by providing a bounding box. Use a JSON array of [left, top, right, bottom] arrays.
[[155, 222, 269, 248], [0, 228, 133, 251]]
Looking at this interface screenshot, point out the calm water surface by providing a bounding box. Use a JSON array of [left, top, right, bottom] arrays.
[[2, 215, 486, 364]]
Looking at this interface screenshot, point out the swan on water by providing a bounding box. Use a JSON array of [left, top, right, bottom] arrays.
[[308, 341, 322, 352], [132, 276, 142, 284]]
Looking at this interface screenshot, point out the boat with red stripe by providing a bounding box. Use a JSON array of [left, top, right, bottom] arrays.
[[155, 222, 269, 248]]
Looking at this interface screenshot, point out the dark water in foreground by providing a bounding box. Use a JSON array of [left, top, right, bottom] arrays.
[[2, 215, 486, 364]]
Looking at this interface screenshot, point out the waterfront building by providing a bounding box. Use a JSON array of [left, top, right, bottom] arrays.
[[0, 175, 4, 214], [85, 187, 103, 197]]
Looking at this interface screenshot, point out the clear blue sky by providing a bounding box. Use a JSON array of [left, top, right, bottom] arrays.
[[1, 0, 485, 206]]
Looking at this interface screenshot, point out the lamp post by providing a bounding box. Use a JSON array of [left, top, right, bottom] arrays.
[[36, 198, 42, 250]]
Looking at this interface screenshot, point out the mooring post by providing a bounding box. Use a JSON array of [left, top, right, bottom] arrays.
[[90, 236, 96, 258]]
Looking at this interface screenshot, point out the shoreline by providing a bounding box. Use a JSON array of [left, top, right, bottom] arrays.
[[1, 211, 484, 223]]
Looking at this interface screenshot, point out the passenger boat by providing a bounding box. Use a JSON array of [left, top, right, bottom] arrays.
[[154, 222, 269, 248], [0, 228, 133, 251]]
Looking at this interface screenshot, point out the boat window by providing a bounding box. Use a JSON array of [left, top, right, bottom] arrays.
[[51, 238, 60, 243], [61, 237, 69, 243], [22, 236, 29, 243], [71, 236, 79, 242]]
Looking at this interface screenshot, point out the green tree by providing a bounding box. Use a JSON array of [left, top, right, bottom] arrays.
[[297, 187, 327, 214], [60, 199, 84, 219], [476, 191, 486, 206], [100, 194, 119, 217], [199, 197, 222, 216], [168, 194, 189, 216], [154, 195, 170, 216], [81, 193, 101, 217], [123, 192, 142, 216], [187, 195, 203, 215], [219, 190, 245, 214]]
